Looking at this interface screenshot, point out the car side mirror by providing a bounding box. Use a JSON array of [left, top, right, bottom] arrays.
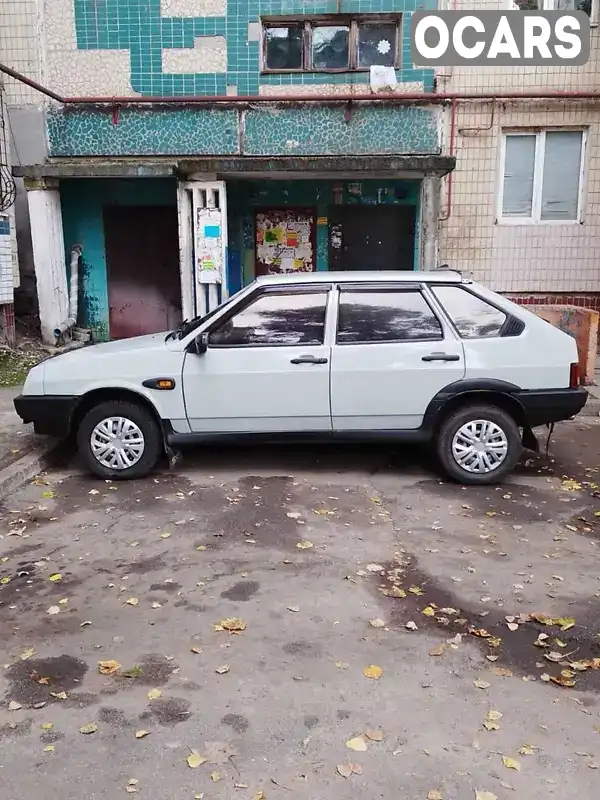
[[194, 333, 209, 355]]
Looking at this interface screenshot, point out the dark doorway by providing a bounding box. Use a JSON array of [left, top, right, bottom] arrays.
[[329, 205, 416, 271], [104, 206, 181, 339]]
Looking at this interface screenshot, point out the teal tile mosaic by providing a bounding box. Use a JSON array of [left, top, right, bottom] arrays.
[[73, 0, 435, 96], [243, 105, 438, 156], [47, 105, 439, 157], [48, 106, 239, 156]]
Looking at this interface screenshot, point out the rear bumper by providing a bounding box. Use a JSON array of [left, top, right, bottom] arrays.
[[516, 387, 588, 428], [14, 395, 79, 439]]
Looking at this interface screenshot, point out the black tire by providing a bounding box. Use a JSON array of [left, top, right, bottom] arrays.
[[76, 400, 163, 480], [435, 404, 522, 486]]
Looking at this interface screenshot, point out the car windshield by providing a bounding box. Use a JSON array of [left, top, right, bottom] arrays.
[[165, 288, 245, 342]]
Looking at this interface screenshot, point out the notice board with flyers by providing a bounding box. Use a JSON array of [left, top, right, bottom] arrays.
[[254, 208, 316, 276]]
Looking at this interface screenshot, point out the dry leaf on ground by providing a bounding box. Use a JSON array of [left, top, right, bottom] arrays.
[[369, 618, 386, 628], [473, 679, 491, 690], [483, 710, 502, 731], [8, 701, 22, 711], [40, 722, 53, 731], [427, 791, 444, 800], [251, 792, 267, 800], [346, 736, 367, 752], [210, 772, 221, 782], [335, 661, 349, 670], [79, 723, 98, 734], [296, 540, 314, 550], [215, 664, 230, 674], [135, 730, 149, 739], [98, 660, 121, 675], [160, 531, 171, 539], [364, 728, 384, 741], [214, 617, 246, 632], [147, 688, 162, 700], [44, 745, 55, 753], [422, 606, 436, 617], [125, 597, 139, 606], [187, 752, 208, 769], [475, 792, 498, 800], [502, 756, 521, 771], [49, 574, 62, 582], [47, 606, 61, 615], [20, 648, 36, 661], [429, 645, 446, 657], [363, 665, 383, 679], [337, 764, 353, 778]]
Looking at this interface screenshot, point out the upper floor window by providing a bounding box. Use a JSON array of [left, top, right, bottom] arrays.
[[499, 130, 585, 223], [262, 16, 401, 73], [511, 0, 593, 14]]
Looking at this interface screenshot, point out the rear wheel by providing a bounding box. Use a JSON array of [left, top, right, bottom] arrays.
[[76, 400, 162, 480], [435, 404, 522, 485]]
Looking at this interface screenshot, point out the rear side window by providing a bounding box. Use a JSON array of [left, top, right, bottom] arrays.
[[432, 286, 507, 339], [337, 290, 443, 344]]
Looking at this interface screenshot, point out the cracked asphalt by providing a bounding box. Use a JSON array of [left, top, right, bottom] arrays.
[[1, 420, 600, 799]]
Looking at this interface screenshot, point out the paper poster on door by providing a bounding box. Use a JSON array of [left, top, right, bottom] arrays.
[[254, 209, 315, 277]]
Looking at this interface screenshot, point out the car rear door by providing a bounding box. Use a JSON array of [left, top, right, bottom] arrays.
[[330, 284, 465, 431]]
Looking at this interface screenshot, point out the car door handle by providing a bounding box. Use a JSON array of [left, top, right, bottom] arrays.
[[421, 353, 461, 362], [290, 355, 329, 365]]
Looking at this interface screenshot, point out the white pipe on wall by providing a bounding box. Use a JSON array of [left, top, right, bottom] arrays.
[[53, 244, 82, 341]]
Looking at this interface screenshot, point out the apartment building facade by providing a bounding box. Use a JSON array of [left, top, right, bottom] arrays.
[[438, 0, 600, 314], [1, 0, 453, 345]]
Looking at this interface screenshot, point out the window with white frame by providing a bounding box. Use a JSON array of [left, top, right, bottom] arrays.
[[500, 130, 585, 222], [511, 0, 594, 15]]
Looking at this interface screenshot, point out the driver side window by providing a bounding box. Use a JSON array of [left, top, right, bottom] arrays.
[[209, 290, 329, 346]]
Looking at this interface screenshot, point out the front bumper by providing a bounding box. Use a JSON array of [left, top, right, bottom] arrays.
[[14, 395, 79, 439], [516, 387, 588, 428]]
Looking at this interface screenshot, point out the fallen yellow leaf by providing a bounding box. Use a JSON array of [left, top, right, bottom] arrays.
[[429, 645, 446, 657], [335, 661, 349, 670], [296, 540, 314, 550], [210, 771, 221, 782], [79, 723, 98, 734], [252, 792, 267, 800], [50, 691, 67, 700], [135, 730, 149, 739], [187, 751, 207, 769], [483, 710, 502, 731], [475, 793, 498, 800], [346, 736, 367, 752], [408, 586, 424, 596], [363, 665, 382, 680], [147, 688, 162, 700], [40, 722, 53, 731], [427, 791, 444, 800], [215, 665, 230, 674], [518, 743, 536, 755], [49, 573, 62, 582], [125, 597, 139, 606], [502, 755, 521, 771], [20, 647, 36, 661], [98, 660, 121, 675], [473, 679, 491, 690], [160, 531, 172, 539], [422, 606, 436, 617], [214, 617, 246, 632], [369, 618, 386, 628]]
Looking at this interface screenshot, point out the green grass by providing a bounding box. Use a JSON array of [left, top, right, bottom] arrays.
[[0, 350, 43, 388]]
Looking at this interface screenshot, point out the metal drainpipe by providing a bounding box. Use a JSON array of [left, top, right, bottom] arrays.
[[54, 245, 82, 343]]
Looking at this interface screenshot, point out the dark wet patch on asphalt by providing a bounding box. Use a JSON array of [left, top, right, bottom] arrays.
[[282, 640, 323, 658], [222, 713, 249, 733], [139, 696, 192, 726], [372, 553, 600, 693], [5, 655, 88, 705], [115, 654, 177, 686], [149, 580, 182, 594], [220, 580, 260, 601], [125, 555, 165, 574], [0, 719, 32, 741]]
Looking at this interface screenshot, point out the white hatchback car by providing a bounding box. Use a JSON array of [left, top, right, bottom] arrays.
[[15, 270, 587, 485]]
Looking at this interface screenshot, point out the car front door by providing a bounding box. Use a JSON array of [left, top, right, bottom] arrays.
[[330, 284, 466, 431], [182, 285, 333, 433]]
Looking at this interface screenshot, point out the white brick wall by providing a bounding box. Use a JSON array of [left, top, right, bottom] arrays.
[[438, 1, 600, 293], [0, 227, 13, 304]]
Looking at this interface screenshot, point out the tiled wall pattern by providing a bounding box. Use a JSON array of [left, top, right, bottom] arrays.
[[47, 104, 440, 157], [438, 0, 600, 293], [0, 0, 42, 105], [0, 220, 13, 305]]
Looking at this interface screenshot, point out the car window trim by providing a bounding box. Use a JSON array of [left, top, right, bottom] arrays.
[[333, 285, 446, 346], [205, 284, 332, 349], [430, 283, 522, 341]]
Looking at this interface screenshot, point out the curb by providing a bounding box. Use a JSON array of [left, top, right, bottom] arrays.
[[0, 440, 70, 497]]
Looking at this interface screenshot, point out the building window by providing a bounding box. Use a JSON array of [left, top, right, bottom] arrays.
[[500, 130, 585, 223], [511, 0, 593, 14], [261, 16, 401, 73]]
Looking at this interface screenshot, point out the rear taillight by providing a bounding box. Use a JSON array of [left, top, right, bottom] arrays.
[[570, 362, 580, 388]]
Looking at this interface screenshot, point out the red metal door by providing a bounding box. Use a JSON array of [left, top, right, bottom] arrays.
[[104, 206, 181, 339]]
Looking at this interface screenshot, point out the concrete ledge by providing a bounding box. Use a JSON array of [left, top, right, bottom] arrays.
[[0, 440, 63, 497], [530, 305, 599, 386]]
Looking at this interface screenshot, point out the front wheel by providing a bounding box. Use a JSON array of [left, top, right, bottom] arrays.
[[77, 400, 163, 480], [435, 404, 522, 485]]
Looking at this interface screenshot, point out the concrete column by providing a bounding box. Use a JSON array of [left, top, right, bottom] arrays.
[[25, 178, 69, 344], [419, 174, 441, 272]]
